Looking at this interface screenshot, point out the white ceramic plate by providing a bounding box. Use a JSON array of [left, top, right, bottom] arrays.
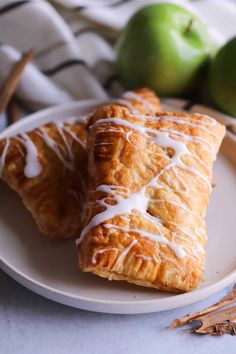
[[0, 99, 236, 314]]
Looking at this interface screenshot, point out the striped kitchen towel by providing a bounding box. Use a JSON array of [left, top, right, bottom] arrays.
[[0, 0, 236, 130]]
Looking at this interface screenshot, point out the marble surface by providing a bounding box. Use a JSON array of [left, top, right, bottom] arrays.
[[0, 269, 235, 354]]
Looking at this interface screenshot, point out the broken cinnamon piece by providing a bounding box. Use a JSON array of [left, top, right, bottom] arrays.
[[0, 48, 35, 113], [169, 284, 236, 328], [194, 321, 236, 336], [194, 305, 236, 332]]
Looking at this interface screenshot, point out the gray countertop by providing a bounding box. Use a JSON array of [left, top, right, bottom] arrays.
[[1, 269, 235, 354]]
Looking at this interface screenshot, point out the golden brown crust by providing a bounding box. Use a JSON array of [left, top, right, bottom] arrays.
[[88, 87, 161, 126], [0, 121, 87, 239], [79, 101, 225, 292], [117, 87, 162, 114]]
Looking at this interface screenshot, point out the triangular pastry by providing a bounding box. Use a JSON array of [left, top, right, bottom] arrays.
[[0, 119, 87, 239]]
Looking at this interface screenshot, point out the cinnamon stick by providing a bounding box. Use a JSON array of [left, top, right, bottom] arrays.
[[7, 97, 23, 124], [0, 48, 35, 113], [194, 306, 236, 332], [227, 124, 236, 135], [194, 322, 236, 336], [169, 284, 236, 328]]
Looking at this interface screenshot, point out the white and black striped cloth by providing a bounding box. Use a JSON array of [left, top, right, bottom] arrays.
[[1, 0, 236, 130]]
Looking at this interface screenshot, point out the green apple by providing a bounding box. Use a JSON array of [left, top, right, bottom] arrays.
[[208, 37, 236, 118], [116, 3, 213, 97]]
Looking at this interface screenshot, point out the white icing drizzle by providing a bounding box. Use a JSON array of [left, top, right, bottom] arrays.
[[114, 239, 137, 266], [19, 133, 42, 178], [114, 90, 158, 115], [104, 223, 186, 259], [95, 142, 114, 147], [192, 112, 217, 125], [164, 165, 190, 194], [37, 127, 72, 170], [91, 247, 120, 264], [62, 125, 86, 150], [136, 112, 217, 128], [139, 116, 219, 143], [95, 117, 213, 189], [122, 91, 156, 113], [95, 111, 219, 161], [0, 118, 85, 179], [78, 184, 148, 243], [77, 173, 186, 259], [0, 138, 10, 178], [167, 221, 201, 244], [91, 240, 138, 267], [54, 121, 74, 161], [135, 254, 159, 264], [115, 99, 140, 114], [159, 128, 215, 158], [149, 198, 202, 223]]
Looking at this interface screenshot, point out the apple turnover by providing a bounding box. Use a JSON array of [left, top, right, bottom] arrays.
[[78, 103, 225, 292], [0, 118, 87, 239]]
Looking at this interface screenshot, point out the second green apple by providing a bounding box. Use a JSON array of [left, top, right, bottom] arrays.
[[116, 3, 213, 97]]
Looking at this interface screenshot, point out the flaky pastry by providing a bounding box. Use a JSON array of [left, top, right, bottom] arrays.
[[78, 97, 225, 292], [0, 119, 87, 239]]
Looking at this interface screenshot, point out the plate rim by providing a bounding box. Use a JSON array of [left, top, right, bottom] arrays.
[[1, 254, 236, 314], [1, 99, 236, 314]]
